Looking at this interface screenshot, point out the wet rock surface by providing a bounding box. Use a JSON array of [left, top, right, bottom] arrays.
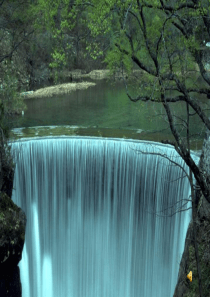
[[0, 192, 26, 297], [173, 132, 210, 297]]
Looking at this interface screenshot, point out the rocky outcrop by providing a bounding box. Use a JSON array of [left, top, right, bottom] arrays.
[[173, 199, 210, 297], [173, 130, 210, 296], [173, 222, 194, 296], [0, 192, 26, 297]]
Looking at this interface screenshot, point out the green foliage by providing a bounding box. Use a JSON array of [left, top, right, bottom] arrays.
[[104, 46, 132, 76], [31, 0, 98, 71], [0, 62, 26, 116], [50, 49, 67, 69], [83, 0, 207, 84], [86, 43, 104, 60]]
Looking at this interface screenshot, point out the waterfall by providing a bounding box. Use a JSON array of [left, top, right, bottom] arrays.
[[11, 137, 192, 297]]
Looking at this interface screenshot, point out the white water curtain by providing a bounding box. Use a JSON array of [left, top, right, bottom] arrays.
[[11, 137, 191, 297]]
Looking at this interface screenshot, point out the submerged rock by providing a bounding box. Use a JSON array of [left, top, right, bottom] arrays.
[[0, 192, 26, 297]]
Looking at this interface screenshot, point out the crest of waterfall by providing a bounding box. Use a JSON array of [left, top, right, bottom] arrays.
[[11, 137, 192, 297]]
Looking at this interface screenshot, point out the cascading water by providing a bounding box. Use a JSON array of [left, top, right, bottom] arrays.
[[11, 137, 192, 297]]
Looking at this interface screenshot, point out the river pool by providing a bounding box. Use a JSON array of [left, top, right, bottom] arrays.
[[9, 78, 209, 150]]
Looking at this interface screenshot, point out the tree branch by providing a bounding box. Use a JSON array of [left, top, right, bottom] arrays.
[[115, 43, 157, 76]]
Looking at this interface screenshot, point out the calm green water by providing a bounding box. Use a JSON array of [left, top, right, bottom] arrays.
[[9, 79, 209, 149]]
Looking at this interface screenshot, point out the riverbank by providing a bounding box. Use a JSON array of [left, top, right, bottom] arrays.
[[69, 69, 111, 80], [67, 69, 143, 80], [20, 68, 144, 99]]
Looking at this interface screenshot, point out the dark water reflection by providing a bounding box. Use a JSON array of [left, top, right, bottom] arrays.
[[8, 79, 209, 149]]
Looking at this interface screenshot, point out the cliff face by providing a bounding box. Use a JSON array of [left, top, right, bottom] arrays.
[[173, 197, 210, 297], [0, 192, 26, 297], [173, 132, 210, 297]]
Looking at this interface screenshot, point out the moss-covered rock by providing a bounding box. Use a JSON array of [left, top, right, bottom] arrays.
[[0, 192, 26, 297]]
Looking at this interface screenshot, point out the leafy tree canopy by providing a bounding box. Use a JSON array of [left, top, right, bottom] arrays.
[[42, 0, 210, 206]]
